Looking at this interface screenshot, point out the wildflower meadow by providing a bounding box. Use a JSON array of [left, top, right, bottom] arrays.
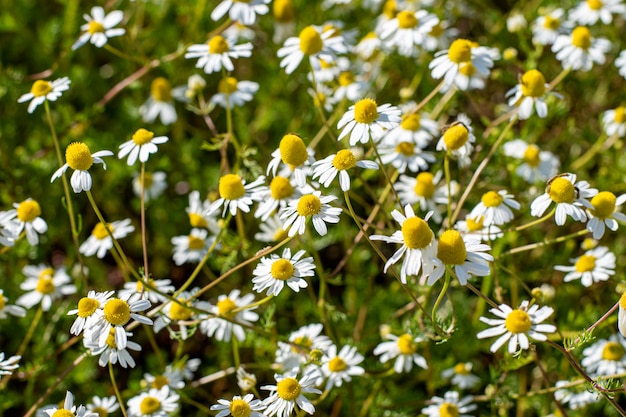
[[5, 0, 626, 416]]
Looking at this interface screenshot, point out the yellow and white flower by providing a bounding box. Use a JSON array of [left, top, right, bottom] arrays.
[[429, 39, 496, 90], [127, 386, 180, 417], [337, 98, 401, 146], [18, 77, 71, 113], [6, 198, 47, 246], [530, 173, 597, 225], [506, 69, 562, 119], [421, 391, 476, 417], [531, 8, 569, 46], [321, 344, 365, 390], [140, 77, 188, 125], [17, 264, 76, 311], [210, 77, 259, 109], [261, 369, 321, 417], [586, 191, 626, 239], [602, 105, 626, 137], [503, 139, 560, 183], [552, 26, 611, 72], [211, 394, 267, 417], [186, 35, 253, 74], [280, 190, 342, 237], [42, 391, 93, 417], [277, 25, 347, 75], [200, 289, 259, 342], [311, 148, 378, 191], [207, 174, 267, 218], [469, 190, 520, 226], [570, 0, 625, 25], [581, 333, 626, 376], [379, 9, 439, 57], [373, 332, 428, 373], [51, 142, 113, 193], [211, 0, 270, 25], [251, 248, 315, 296], [79, 219, 135, 259], [554, 246, 615, 287], [71, 6, 125, 50], [118, 128, 168, 166], [67, 290, 115, 335]]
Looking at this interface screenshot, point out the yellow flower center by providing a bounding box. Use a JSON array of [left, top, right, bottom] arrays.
[[270, 176, 294, 200], [590, 191, 616, 219], [520, 70, 546, 98], [396, 142, 415, 156], [353, 98, 379, 124], [439, 403, 460, 417], [523, 144, 541, 167], [105, 328, 117, 348], [543, 15, 561, 30], [621, 292, 626, 310], [87, 20, 105, 34], [230, 399, 252, 417], [293, 335, 312, 351], [437, 230, 467, 265], [401, 114, 421, 131], [30, 80, 53, 97], [0, 295, 5, 311], [132, 128, 155, 146], [169, 299, 193, 321], [188, 234, 205, 250], [504, 309, 532, 334], [571, 26, 591, 50], [587, 0, 603, 10], [139, 397, 161, 415], [574, 255, 596, 273], [401, 217, 433, 250], [151, 77, 172, 102], [547, 177, 576, 204], [189, 213, 208, 228], [448, 39, 473, 64], [103, 298, 131, 326], [602, 341, 625, 361], [65, 142, 94, 171], [338, 72, 355, 87], [219, 174, 246, 200], [218, 77, 238, 94], [151, 375, 169, 389], [481, 191, 504, 208], [217, 297, 237, 317], [459, 62, 476, 76], [92, 222, 113, 240], [296, 194, 322, 217], [92, 407, 108, 417], [383, 0, 397, 18], [328, 356, 347, 372], [273, 228, 289, 242], [277, 377, 302, 400], [77, 297, 100, 318], [414, 172, 435, 198], [299, 26, 323, 55], [397, 10, 417, 29], [143, 172, 154, 188], [273, 0, 295, 22], [443, 124, 469, 151], [36, 270, 56, 295], [466, 216, 484, 232], [51, 410, 76, 417], [453, 363, 470, 374], [614, 106, 626, 123], [208, 35, 230, 54], [397, 333, 416, 355], [429, 22, 444, 37], [270, 259, 295, 280], [332, 149, 357, 171], [17, 199, 41, 223], [279, 134, 308, 167]]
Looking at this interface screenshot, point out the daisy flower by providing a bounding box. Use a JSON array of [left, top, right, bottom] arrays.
[[6, 198, 47, 245], [280, 190, 342, 237], [454, 215, 503, 242], [321, 344, 365, 390], [86, 396, 119, 417], [17, 264, 76, 311], [79, 219, 135, 259], [71, 6, 125, 50], [530, 173, 597, 225], [223, 22, 257, 42], [441, 362, 481, 390], [311, 148, 378, 191], [133, 171, 167, 201], [256, 215, 289, 243], [140, 77, 187, 125], [275, 323, 333, 371], [373, 332, 428, 373], [266, 133, 314, 188], [382, 110, 439, 150], [422, 391, 476, 417], [469, 190, 520, 226], [0, 289, 26, 319], [531, 8, 569, 46], [127, 386, 180, 417], [119, 278, 175, 304], [51, 142, 113, 193], [254, 176, 302, 222], [378, 138, 436, 174], [153, 289, 210, 340], [237, 367, 258, 392], [200, 289, 259, 342], [171, 228, 214, 265], [393, 172, 453, 223], [586, 191, 626, 239], [570, 0, 625, 25], [90, 293, 152, 350], [211, 394, 267, 417], [428, 230, 493, 286], [355, 31, 382, 60], [429, 38, 496, 90], [261, 369, 322, 417], [582, 333, 626, 376], [337, 98, 401, 146], [370, 205, 438, 283], [436, 114, 475, 167], [67, 290, 115, 336], [18, 77, 71, 113], [252, 248, 315, 296], [0, 352, 21, 376], [602, 105, 626, 137], [185, 35, 253, 74], [207, 174, 267, 217], [554, 246, 615, 287], [506, 69, 561, 119], [186, 190, 220, 232], [617, 51, 626, 79], [277, 25, 347, 75], [210, 77, 259, 109], [211, 0, 270, 25], [0, 212, 16, 247], [83, 326, 142, 368], [43, 391, 96, 417], [143, 367, 185, 391], [118, 128, 168, 166], [503, 139, 560, 183], [272, 0, 296, 44], [379, 9, 439, 57], [555, 380, 602, 410], [477, 300, 556, 354], [333, 70, 369, 102], [552, 26, 611, 72]]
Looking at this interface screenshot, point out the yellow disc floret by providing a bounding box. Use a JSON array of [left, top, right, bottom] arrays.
[[466, 216, 485, 232], [271, 259, 295, 280], [481, 191, 504, 208], [36, 270, 55, 295], [208, 35, 230, 54], [353, 98, 379, 124], [139, 397, 161, 415], [589, 191, 616, 219], [65, 142, 94, 171], [397, 333, 417, 355], [87, 20, 105, 34], [189, 213, 208, 228], [77, 297, 99, 318], [443, 123, 469, 151], [571, 26, 591, 50], [270, 176, 294, 200], [397, 10, 418, 29], [401, 114, 421, 131], [103, 298, 131, 326], [575, 255, 596, 273], [602, 341, 625, 361], [453, 363, 470, 375], [132, 128, 155, 146], [448, 39, 473, 64], [414, 172, 435, 198], [614, 106, 626, 123], [92, 222, 113, 240], [51, 410, 75, 417], [296, 194, 322, 217], [279, 134, 308, 167], [328, 356, 347, 372], [230, 399, 252, 417], [542, 14, 560, 30], [17, 199, 41, 223], [273, 0, 295, 23], [299, 26, 323, 55], [587, 0, 603, 10], [151, 77, 172, 102], [169, 299, 193, 321], [505, 309, 532, 334], [151, 375, 169, 389], [218, 77, 239, 94], [547, 177, 576, 204], [338, 71, 355, 87], [402, 217, 433, 249], [437, 230, 467, 265], [523, 144, 541, 167], [396, 142, 415, 156], [188, 234, 205, 250], [217, 297, 237, 317], [219, 174, 246, 200], [277, 377, 302, 400], [30, 80, 53, 97], [332, 149, 357, 171], [520, 70, 546, 98], [459, 62, 476, 76], [439, 403, 460, 417]]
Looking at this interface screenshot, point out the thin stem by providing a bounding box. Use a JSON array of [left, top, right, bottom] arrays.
[[499, 229, 588, 258], [109, 362, 129, 417], [571, 132, 616, 170], [140, 163, 150, 280], [408, 79, 446, 116], [431, 270, 451, 327], [232, 336, 241, 369], [444, 153, 452, 225], [103, 43, 145, 64], [501, 208, 556, 233]]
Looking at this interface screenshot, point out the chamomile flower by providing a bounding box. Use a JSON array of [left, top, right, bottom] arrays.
[[200, 289, 259, 342], [477, 300, 556, 354], [91, 293, 152, 350], [272, 0, 296, 44], [86, 396, 119, 417], [275, 323, 333, 371], [554, 246, 615, 287], [383, 110, 439, 150], [530, 173, 597, 225], [261, 369, 322, 417], [311, 149, 378, 191], [379, 139, 436, 174], [133, 171, 167, 201], [469, 190, 520, 226], [84, 326, 142, 368], [0, 289, 26, 319], [602, 105, 626, 136], [266, 133, 314, 188], [552, 26, 611, 72], [393, 172, 453, 223], [211, 0, 270, 25], [6, 198, 47, 245], [421, 391, 476, 417], [252, 248, 315, 296], [333, 71, 369, 102], [172, 228, 215, 265], [337, 98, 401, 146], [581, 334, 626, 376], [555, 380, 602, 409], [140, 77, 187, 125], [355, 31, 383, 60], [570, 0, 625, 25], [186, 191, 220, 232], [586, 191, 626, 239], [207, 174, 267, 217], [43, 391, 95, 417], [18, 77, 71, 113], [379, 9, 439, 57], [373, 332, 428, 373], [503, 139, 560, 183], [280, 191, 342, 237], [51, 142, 113, 193], [17, 265, 76, 311], [454, 215, 503, 242], [153, 289, 210, 340], [0, 352, 21, 376], [506, 69, 561, 119], [237, 367, 258, 392], [428, 230, 493, 286], [370, 205, 438, 283], [277, 25, 347, 75], [254, 176, 302, 222], [256, 215, 289, 243], [67, 290, 115, 335], [211, 77, 259, 109], [532, 8, 569, 46], [423, 20, 459, 52], [127, 386, 180, 417], [429, 39, 496, 90], [436, 114, 475, 167], [211, 394, 267, 417], [120, 278, 175, 304], [441, 362, 481, 390], [118, 128, 168, 166], [321, 344, 365, 390], [71, 6, 125, 50], [79, 219, 135, 259], [617, 51, 626, 79], [185, 35, 253, 74], [143, 367, 186, 391]]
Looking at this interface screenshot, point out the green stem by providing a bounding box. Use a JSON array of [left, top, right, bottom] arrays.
[[140, 163, 150, 280], [232, 336, 241, 368], [431, 270, 451, 328], [444, 153, 452, 225], [103, 43, 144, 64], [499, 229, 588, 258], [501, 208, 556, 233], [109, 362, 129, 417]]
